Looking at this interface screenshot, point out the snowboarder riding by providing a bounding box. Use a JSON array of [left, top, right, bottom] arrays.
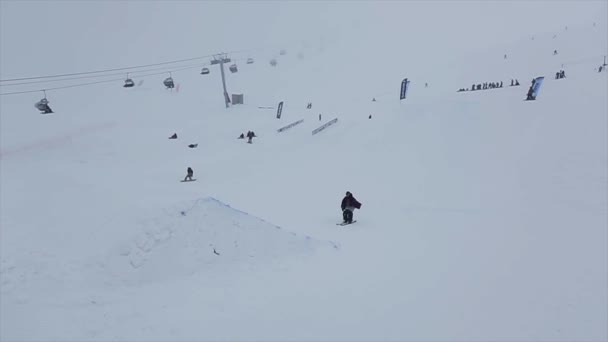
[[184, 167, 194, 181], [341, 191, 361, 224]]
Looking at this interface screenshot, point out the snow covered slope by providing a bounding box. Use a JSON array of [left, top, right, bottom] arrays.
[[1, 4, 607, 341]]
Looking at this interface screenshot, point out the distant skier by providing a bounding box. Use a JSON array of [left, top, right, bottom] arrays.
[[515, 79, 520, 86], [238, 133, 245, 139], [188, 144, 198, 148], [341, 191, 361, 224], [369, 114, 372, 119], [526, 79, 536, 101], [319, 113, 322, 121], [184, 167, 194, 181], [246, 131, 255, 144], [169, 133, 177, 139]]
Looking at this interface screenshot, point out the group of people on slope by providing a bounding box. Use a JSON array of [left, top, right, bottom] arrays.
[[238, 131, 257, 143]]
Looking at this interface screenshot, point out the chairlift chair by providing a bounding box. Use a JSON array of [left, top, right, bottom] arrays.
[[270, 59, 277, 66], [200, 68, 210, 75], [229, 64, 238, 73], [35, 98, 53, 114], [163, 77, 175, 89], [124, 78, 135, 87], [247, 58, 254, 64]]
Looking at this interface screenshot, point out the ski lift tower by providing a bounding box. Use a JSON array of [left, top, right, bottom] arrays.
[[211, 53, 232, 108]]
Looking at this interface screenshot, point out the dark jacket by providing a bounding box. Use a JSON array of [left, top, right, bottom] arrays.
[[341, 194, 361, 211], [187, 167, 193, 176]]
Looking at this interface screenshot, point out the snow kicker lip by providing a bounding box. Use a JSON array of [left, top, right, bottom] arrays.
[[109, 197, 338, 285]]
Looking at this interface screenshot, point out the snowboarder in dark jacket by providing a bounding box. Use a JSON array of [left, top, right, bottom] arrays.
[[341, 191, 361, 224], [526, 79, 536, 101], [246, 131, 255, 143], [184, 167, 194, 181]]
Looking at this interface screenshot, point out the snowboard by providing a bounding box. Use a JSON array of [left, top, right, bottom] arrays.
[[337, 220, 357, 226], [180, 179, 197, 182]]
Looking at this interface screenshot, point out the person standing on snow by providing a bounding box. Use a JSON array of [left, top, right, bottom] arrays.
[[184, 167, 194, 181], [526, 78, 536, 101], [341, 191, 361, 224], [246, 131, 255, 144]]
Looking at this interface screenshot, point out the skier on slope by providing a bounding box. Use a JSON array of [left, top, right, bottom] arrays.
[[246, 131, 256, 143], [184, 167, 194, 181], [341, 191, 361, 224]]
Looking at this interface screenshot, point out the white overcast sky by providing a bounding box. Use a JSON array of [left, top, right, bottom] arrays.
[[1, 0, 606, 79]]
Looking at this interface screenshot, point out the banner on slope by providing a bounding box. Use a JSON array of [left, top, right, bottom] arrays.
[[524, 76, 545, 101], [276, 101, 284, 119], [400, 78, 410, 100], [531, 76, 544, 98]]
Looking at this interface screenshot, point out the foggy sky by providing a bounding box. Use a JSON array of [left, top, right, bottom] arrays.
[[1, 0, 606, 79]]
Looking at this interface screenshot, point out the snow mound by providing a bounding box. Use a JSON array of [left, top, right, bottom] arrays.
[[104, 197, 338, 285]]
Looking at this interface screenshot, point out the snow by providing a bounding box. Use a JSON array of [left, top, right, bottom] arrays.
[[1, 2, 607, 341]]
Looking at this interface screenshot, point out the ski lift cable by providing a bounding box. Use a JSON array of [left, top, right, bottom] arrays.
[[0, 63, 206, 96], [0, 78, 127, 95], [1, 40, 300, 85], [0, 48, 252, 83], [1, 61, 213, 87]]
